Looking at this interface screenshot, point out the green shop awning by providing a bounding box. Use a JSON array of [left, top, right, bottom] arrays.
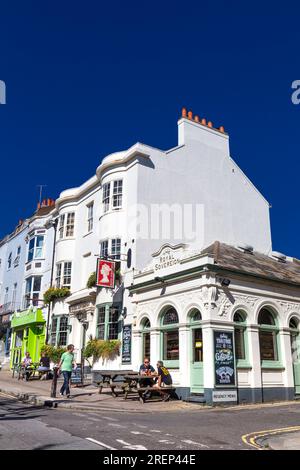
[[11, 308, 45, 328]]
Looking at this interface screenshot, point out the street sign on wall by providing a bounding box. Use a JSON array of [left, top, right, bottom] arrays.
[[213, 330, 236, 387], [96, 259, 115, 288]]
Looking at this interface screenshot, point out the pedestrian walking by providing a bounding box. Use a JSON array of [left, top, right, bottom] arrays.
[[57, 344, 76, 398]]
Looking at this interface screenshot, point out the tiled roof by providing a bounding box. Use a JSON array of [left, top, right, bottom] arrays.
[[202, 242, 300, 286]]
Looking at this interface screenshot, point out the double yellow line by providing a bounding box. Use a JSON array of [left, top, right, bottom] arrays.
[[242, 425, 300, 450]]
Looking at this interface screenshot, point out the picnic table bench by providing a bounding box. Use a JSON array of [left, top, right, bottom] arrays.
[[122, 374, 177, 404], [12, 362, 51, 381], [95, 370, 138, 395]]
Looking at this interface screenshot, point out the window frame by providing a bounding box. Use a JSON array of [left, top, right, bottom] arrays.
[[50, 316, 69, 347], [55, 261, 72, 289], [7, 252, 12, 270], [27, 235, 44, 262], [160, 308, 179, 369], [112, 180, 123, 209], [102, 183, 110, 213], [233, 311, 251, 368], [23, 275, 42, 309], [58, 212, 75, 239], [96, 303, 120, 341], [87, 202, 94, 233], [258, 308, 282, 369]]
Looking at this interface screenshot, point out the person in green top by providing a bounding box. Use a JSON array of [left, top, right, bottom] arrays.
[[58, 344, 76, 398]]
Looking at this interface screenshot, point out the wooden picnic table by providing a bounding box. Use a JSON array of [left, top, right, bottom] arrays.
[[96, 370, 138, 395], [123, 374, 176, 403]]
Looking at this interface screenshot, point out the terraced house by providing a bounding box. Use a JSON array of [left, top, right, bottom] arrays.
[[1, 110, 299, 404]]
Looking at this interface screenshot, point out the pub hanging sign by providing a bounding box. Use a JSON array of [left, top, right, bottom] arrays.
[[214, 330, 236, 387], [96, 259, 115, 288]]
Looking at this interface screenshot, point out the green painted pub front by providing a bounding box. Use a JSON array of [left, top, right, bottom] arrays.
[[10, 308, 46, 367]]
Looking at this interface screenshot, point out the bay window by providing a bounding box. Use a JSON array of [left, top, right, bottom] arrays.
[[113, 180, 123, 209], [58, 212, 75, 239], [56, 262, 72, 288], [24, 276, 42, 308], [27, 235, 44, 262]]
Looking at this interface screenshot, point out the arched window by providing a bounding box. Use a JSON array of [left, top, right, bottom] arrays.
[[141, 317, 151, 359], [289, 317, 299, 330], [189, 309, 203, 362], [258, 307, 278, 362], [289, 317, 300, 365], [161, 307, 179, 366], [190, 309, 202, 322], [233, 310, 247, 361]]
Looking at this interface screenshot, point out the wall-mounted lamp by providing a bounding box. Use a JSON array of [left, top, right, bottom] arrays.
[[220, 278, 231, 287]]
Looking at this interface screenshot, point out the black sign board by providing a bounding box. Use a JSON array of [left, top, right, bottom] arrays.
[[70, 365, 83, 384], [122, 324, 132, 364], [214, 330, 236, 387]]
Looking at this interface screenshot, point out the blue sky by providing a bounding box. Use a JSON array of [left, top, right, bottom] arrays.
[[0, 1, 299, 256]]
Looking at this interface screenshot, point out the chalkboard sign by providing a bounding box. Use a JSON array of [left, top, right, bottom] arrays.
[[122, 325, 132, 364], [214, 330, 236, 387], [70, 365, 83, 384]]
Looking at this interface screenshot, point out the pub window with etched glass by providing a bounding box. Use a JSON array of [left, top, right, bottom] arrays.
[[258, 308, 279, 362], [161, 307, 179, 364], [96, 304, 120, 340], [234, 311, 247, 360]]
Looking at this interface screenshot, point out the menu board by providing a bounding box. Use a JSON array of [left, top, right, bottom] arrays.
[[214, 330, 236, 387], [71, 365, 83, 384], [122, 325, 132, 364]]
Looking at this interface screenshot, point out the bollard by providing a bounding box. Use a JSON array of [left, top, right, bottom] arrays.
[[50, 366, 59, 398]]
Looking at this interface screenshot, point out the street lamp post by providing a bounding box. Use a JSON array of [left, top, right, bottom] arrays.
[[45, 218, 58, 344]]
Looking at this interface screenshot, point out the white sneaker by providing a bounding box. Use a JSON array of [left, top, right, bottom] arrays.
[[59, 392, 63, 396]]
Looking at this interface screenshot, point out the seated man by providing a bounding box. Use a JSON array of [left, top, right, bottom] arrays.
[[139, 357, 155, 385], [21, 352, 33, 381], [153, 360, 173, 401], [139, 357, 155, 398], [37, 352, 51, 380]]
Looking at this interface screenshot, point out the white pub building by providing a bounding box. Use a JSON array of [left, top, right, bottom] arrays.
[[49, 109, 300, 404]]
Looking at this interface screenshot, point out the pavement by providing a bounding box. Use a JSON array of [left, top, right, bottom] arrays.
[[1, 369, 300, 449], [0, 369, 193, 413]]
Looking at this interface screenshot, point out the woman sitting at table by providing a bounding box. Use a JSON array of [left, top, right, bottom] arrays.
[[37, 351, 51, 380], [21, 351, 33, 381]]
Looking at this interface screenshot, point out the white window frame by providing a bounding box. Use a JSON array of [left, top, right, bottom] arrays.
[[111, 238, 121, 260], [58, 212, 75, 239], [27, 235, 44, 262], [102, 183, 110, 213], [87, 202, 94, 232], [100, 240, 109, 259], [24, 276, 42, 309], [112, 180, 123, 209], [56, 261, 72, 288]]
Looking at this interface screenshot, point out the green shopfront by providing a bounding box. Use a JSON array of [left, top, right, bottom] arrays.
[[10, 308, 46, 367]]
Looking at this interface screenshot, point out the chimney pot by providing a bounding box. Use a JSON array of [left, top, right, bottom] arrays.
[[219, 126, 225, 133], [187, 110, 193, 120], [207, 121, 213, 128], [201, 118, 207, 125], [181, 107, 187, 118], [194, 115, 200, 123]]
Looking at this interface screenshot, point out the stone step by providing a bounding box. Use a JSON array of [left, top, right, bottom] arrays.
[[184, 394, 206, 404]]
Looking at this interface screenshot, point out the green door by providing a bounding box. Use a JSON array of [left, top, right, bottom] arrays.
[[291, 332, 300, 394], [190, 328, 204, 393]]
